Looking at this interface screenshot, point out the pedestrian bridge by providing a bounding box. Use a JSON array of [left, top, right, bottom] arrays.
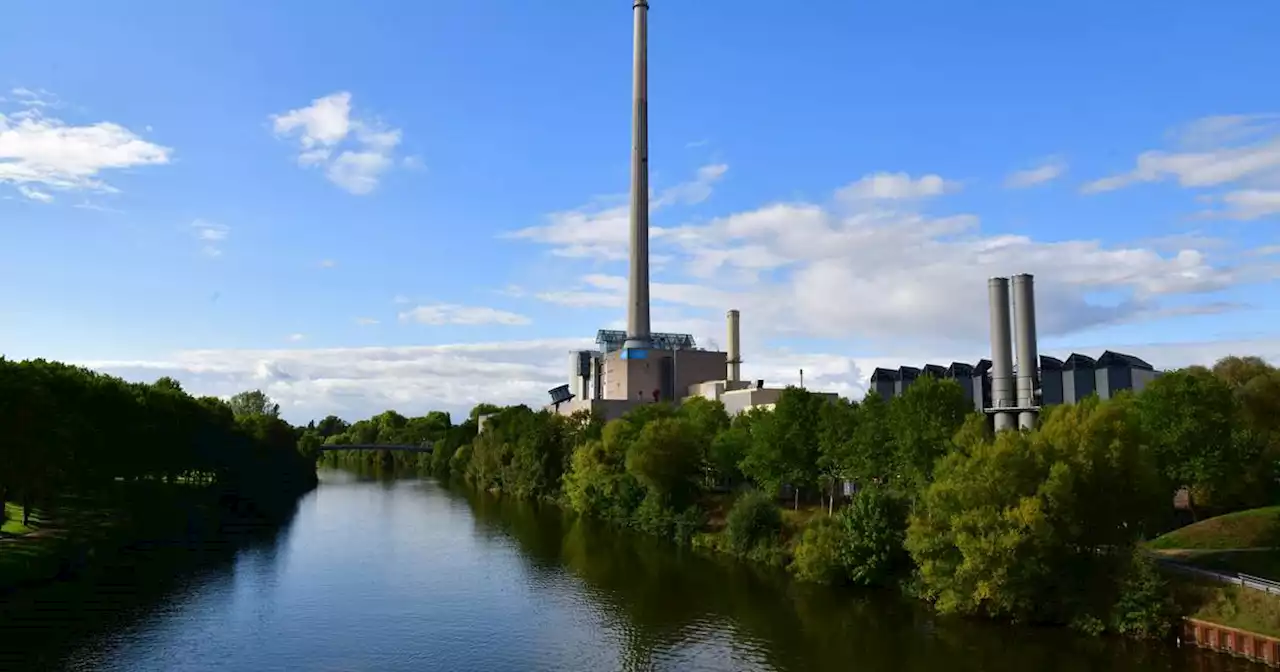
[[316, 443, 434, 453]]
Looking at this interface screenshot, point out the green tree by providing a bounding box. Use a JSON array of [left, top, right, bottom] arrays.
[[741, 387, 824, 508], [888, 376, 970, 496], [907, 395, 1164, 624], [1136, 368, 1251, 514], [227, 389, 281, 418], [625, 417, 701, 504], [837, 485, 908, 586], [816, 397, 859, 513], [847, 391, 894, 486]]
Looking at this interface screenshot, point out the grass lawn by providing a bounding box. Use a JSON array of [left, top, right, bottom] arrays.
[[1172, 576, 1280, 639], [1, 502, 44, 536], [1148, 506, 1280, 551]]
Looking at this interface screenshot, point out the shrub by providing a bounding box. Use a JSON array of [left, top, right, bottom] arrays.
[[1110, 549, 1177, 639], [726, 489, 782, 555], [791, 517, 845, 584], [671, 505, 707, 546]]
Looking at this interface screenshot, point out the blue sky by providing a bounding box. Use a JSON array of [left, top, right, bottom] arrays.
[[2, 0, 1278, 421]]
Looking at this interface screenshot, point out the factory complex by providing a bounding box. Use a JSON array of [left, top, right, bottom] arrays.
[[543, 2, 1161, 428], [868, 274, 1160, 425]]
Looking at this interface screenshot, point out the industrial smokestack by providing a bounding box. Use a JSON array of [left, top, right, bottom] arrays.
[[988, 277, 1016, 431], [726, 309, 741, 382], [623, 1, 652, 350], [1012, 273, 1040, 430]]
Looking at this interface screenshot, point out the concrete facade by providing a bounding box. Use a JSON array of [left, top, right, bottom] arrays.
[[721, 387, 784, 416], [550, 397, 647, 423], [600, 348, 729, 403], [719, 387, 839, 416]]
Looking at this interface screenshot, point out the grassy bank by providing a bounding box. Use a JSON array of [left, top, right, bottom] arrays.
[[1, 503, 39, 536], [1171, 577, 1280, 638], [1148, 506, 1280, 551]]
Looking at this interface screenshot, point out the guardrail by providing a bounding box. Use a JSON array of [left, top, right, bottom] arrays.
[[1156, 557, 1280, 596]]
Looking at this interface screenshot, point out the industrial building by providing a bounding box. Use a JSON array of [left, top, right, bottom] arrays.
[[544, 2, 829, 422], [540, 4, 1155, 429], [868, 274, 1162, 425]]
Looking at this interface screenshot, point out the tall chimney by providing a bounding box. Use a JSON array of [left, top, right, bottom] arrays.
[[1012, 273, 1040, 430], [988, 277, 1016, 431], [726, 309, 741, 382], [623, 1, 652, 351]]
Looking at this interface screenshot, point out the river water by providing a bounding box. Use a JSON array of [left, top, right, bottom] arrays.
[[0, 470, 1252, 671]]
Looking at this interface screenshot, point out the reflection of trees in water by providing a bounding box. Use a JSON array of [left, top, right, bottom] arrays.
[[0, 505, 298, 671], [460, 487, 1227, 672]]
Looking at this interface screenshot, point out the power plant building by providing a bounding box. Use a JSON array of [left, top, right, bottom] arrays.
[[541, 6, 1161, 429], [544, 2, 834, 422]]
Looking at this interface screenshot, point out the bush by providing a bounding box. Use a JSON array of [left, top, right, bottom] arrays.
[[671, 505, 707, 546], [838, 486, 908, 586], [791, 517, 845, 584], [1110, 549, 1177, 639], [726, 490, 782, 555]]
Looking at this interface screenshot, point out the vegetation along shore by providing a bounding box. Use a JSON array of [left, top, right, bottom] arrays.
[[0, 358, 318, 594], [318, 354, 1280, 642]]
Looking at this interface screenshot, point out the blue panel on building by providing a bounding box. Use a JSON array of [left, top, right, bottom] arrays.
[[620, 348, 648, 360]]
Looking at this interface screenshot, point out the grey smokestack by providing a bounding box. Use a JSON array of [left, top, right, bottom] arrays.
[[623, 0, 652, 350], [1012, 273, 1039, 430], [726, 309, 741, 382], [988, 277, 1016, 431]]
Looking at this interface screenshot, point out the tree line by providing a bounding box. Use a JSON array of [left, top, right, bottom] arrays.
[[304, 355, 1280, 638], [0, 359, 318, 527]]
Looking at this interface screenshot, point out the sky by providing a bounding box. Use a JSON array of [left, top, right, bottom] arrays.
[[2, 0, 1279, 423]]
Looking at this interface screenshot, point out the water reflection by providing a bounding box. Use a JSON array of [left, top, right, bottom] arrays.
[[457, 484, 1254, 672], [0, 471, 1261, 672], [0, 503, 297, 671]]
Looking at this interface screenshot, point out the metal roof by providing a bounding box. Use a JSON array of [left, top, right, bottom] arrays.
[[594, 329, 699, 353]]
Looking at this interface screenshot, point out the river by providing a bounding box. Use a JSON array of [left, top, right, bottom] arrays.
[[0, 469, 1252, 671]]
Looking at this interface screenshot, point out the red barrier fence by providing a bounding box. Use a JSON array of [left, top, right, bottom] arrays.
[[1184, 618, 1280, 666]]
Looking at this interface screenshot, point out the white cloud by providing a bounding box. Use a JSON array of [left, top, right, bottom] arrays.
[[0, 98, 170, 193], [287, 333, 306, 342], [515, 169, 1264, 351], [1220, 189, 1280, 220], [270, 92, 403, 195], [10, 88, 56, 108], [398, 303, 532, 326], [191, 220, 229, 257], [80, 335, 1280, 423], [72, 201, 123, 214], [652, 163, 728, 207], [319, 259, 337, 268], [1084, 114, 1280, 196], [835, 172, 958, 201], [1005, 157, 1067, 188], [354, 317, 380, 326], [506, 162, 729, 260], [17, 185, 52, 202]]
